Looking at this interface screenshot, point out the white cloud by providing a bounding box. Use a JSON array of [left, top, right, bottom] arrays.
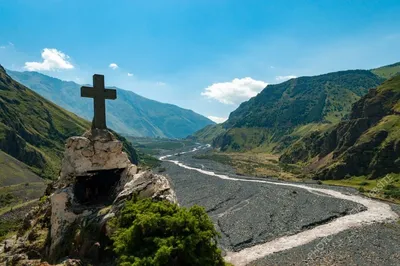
[[0, 46, 5, 49], [127, 73, 133, 77], [275, 75, 297, 82], [156, 81, 166, 86], [201, 77, 267, 105], [24, 48, 74, 71], [207, 116, 227, 124], [109, 63, 118, 70]]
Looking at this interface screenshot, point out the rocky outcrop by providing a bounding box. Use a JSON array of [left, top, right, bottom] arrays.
[[59, 129, 131, 185], [0, 129, 177, 265]]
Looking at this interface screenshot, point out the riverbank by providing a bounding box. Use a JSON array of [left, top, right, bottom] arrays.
[[159, 145, 399, 265]]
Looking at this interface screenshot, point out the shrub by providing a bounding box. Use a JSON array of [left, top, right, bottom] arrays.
[[358, 186, 365, 193], [384, 187, 400, 199], [111, 198, 227, 266]]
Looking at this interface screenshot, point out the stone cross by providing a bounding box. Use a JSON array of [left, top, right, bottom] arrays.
[[81, 75, 116, 129]]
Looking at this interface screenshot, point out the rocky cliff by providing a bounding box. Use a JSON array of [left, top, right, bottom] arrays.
[[280, 75, 400, 180]]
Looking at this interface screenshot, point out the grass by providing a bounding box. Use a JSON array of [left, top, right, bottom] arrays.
[[357, 115, 400, 146], [0, 182, 46, 206], [0, 198, 39, 216], [323, 173, 400, 204], [371, 62, 400, 79], [125, 137, 199, 169], [189, 123, 226, 144], [0, 150, 44, 186], [126, 136, 197, 154], [194, 151, 302, 181], [289, 123, 331, 138], [0, 67, 89, 180], [0, 219, 21, 242]]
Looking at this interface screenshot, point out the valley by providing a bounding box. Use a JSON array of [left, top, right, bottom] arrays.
[[1, 2, 400, 265], [157, 144, 400, 265], [8, 70, 214, 138]]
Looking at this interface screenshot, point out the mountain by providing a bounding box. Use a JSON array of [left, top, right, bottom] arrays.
[[0, 150, 43, 186], [186, 124, 226, 144], [0, 150, 46, 210], [371, 62, 400, 79], [7, 70, 214, 138], [0, 65, 137, 180], [280, 75, 400, 180], [207, 69, 385, 152]]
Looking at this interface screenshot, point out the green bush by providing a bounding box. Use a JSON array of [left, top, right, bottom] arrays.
[[111, 198, 227, 266], [384, 187, 400, 199]]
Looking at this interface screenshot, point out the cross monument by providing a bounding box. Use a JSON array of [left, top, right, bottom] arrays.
[[81, 75, 116, 129]]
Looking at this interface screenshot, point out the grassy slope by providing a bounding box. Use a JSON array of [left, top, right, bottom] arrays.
[[8, 70, 215, 138], [0, 66, 89, 179], [371, 62, 400, 79], [187, 124, 226, 144], [0, 150, 44, 186], [0, 151, 46, 220], [0, 65, 138, 180], [208, 70, 384, 152], [281, 75, 400, 182]]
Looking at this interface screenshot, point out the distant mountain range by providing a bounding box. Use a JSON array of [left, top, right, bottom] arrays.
[[190, 62, 400, 179], [7, 70, 214, 139], [0, 65, 137, 180]]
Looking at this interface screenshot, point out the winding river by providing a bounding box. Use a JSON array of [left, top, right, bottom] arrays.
[[160, 146, 399, 266]]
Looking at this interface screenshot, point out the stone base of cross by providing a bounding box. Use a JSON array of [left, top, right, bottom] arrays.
[[81, 75, 116, 129]]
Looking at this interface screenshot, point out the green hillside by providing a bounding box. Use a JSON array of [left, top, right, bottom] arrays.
[[0, 65, 137, 180], [371, 62, 400, 79], [0, 150, 43, 186], [209, 70, 384, 152], [187, 124, 226, 144], [281, 75, 400, 180], [8, 70, 214, 138]]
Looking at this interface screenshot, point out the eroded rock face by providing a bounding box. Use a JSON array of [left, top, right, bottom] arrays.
[[115, 170, 178, 206], [0, 129, 177, 265], [60, 129, 130, 185]]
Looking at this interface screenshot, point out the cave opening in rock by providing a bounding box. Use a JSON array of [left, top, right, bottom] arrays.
[[74, 169, 124, 205]]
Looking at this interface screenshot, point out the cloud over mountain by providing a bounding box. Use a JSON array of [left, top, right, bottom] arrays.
[[24, 48, 74, 71], [275, 75, 297, 81], [207, 116, 227, 123], [201, 77, 267, 105]]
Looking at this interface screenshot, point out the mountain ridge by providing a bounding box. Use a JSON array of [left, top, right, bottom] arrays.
[[208, 69, 385, 153], [7, 70, 214, 138], [0, 65, 137, 180]]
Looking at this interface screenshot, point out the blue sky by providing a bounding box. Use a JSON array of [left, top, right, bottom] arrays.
[[1, 0, 400, 122]]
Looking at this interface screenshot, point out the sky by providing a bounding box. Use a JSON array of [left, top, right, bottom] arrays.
[[1, 0, 400, 123]]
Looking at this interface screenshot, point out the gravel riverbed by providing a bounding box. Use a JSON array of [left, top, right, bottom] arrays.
[[160, 147, 400, 265], [161, 150, 364, 251]]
